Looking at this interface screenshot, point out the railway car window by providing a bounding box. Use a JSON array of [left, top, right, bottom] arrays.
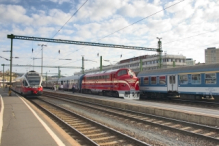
[[118, 70, 127, 76], [138, 78, 141, 85], [205, 73, 216, 84], [179, 75, 188, 84], [151, 77, 157, 85], [144, 77, 149, 84], [169, 76, 175, 84], [191, 74, 201, 84], [159, 76, 166, 85]]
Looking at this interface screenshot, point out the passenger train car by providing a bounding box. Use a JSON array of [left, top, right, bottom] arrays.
[[11, 70, 43, 97], [43, 68, 140, 100], [138, 63, 219, 101], [58, 74, 85, 92], [42, 78, 59, 89]]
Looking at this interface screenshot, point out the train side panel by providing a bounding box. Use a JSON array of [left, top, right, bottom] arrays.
[[82, 68, 140, 99]]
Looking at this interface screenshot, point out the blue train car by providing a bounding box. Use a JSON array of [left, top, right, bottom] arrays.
[[138, 63, 219, 101], [43, 74, 85, 92]]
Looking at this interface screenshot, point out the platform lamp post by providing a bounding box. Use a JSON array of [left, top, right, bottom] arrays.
[[38, 44, 47, 76], [58, 59, 72, 78], [82, 56, 84, 74], [3, 48, 13, 95], [156, 37, 163, 69]]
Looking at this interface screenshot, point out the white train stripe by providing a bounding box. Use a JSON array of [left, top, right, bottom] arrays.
[[0, 95, 4, 145]]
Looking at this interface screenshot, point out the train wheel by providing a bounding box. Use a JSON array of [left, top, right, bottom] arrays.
[[102, 91, 106, 96], [115, 92, 119, 98]]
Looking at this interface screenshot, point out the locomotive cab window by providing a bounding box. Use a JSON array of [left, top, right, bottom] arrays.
[[118, 70, 127, 76], [191, 74, 201, 84], [205, 73, 216, 84], [23, 80, 28, 86], [143, 77, 149, 85], [179, 75, 188, 84], [159, 76, 166, 85], [151, 77, 157, 85], [128, 70, 135, 77]]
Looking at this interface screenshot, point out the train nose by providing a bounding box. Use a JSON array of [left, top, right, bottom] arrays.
[[33, 90, 38, 94]]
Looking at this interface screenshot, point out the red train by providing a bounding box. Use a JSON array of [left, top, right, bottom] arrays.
[[11, 70, 43, 97], [81, 68, 140, 99]]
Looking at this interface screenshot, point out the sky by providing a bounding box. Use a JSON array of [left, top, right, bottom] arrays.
[[0, 0, 219, 76]]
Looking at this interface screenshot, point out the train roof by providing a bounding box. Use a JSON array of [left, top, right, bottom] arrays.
[[46, 78, 59, 82], [85, 68, 129, 76], [58, 74, 84, 81], [138, 63, 219, 77]]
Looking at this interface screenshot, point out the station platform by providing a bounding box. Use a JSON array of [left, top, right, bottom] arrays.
[[0, 88, 80, 146]]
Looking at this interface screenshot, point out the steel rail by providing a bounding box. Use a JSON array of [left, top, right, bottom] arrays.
[[31, 98, 150, 146], [43, 91, 219, 144]]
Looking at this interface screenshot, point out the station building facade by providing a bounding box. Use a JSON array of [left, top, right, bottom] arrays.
[[75, 54, 187, 75]]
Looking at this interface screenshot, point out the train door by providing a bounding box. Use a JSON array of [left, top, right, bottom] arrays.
[[167, 75, 178, 92], [67, 80, 69, 89]]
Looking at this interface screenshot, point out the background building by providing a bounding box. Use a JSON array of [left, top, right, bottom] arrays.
[[185, 58, 196, 66], [205, 47, 219, 64]]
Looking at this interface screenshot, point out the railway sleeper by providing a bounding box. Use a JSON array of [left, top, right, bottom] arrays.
[[203, 132, 216, 136], [87, 132, 108, 137], [77, 127, 96, 131], [98, 140, 126, 146], [92, 136, 116, 141], [74, 125, 92, 129], [82, 129, 102, 134], [191, 129, 202, 133]]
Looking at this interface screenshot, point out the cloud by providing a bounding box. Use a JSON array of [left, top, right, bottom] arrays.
[[118, 0, 163, 18], [48, 0, 72, 5], [1, 0, 219, 75], [0, 0, 20, 4], [74, 0, 123, 22], [0, 4, 32, 26]]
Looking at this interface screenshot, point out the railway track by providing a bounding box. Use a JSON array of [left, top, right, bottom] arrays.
[[42, 91, 219, 145], [30, 98, 150, 146]]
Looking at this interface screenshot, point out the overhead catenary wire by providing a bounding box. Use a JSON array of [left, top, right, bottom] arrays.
[[61, 0, 187, 60], [96, 0, 186, 42], [43, 0, 88, 68], [51, 0, 89, 39]]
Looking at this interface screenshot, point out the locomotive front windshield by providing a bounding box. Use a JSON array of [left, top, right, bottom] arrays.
[[26, 73, 41, 86], [128, 70, 135, 77]]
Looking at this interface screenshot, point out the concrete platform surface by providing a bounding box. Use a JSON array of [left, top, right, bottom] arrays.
[[0, 88, 80, 146]]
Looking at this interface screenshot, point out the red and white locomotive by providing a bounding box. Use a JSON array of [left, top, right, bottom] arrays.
[[12, 70, 43, 97], [82, 68, 140, 99]]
